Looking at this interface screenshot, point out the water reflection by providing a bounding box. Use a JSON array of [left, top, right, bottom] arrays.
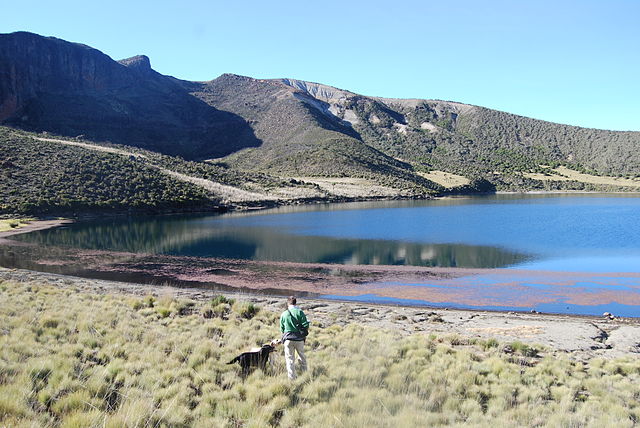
[[12, 194, 640, 270], [13, 215, 529, 268]]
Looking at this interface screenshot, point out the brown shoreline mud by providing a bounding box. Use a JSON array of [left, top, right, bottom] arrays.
[[3, 235, 640, 312], [1, 218, 640, 314]]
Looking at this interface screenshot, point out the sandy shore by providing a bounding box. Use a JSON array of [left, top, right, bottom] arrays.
[[0, 218, 73, 239], [1, 266, 638, 361]]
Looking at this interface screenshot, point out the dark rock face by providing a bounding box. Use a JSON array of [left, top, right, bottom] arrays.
[[0, 32, 260, 159]]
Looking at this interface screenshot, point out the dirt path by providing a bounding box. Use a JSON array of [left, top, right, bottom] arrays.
[[32, 136, 273, 203]]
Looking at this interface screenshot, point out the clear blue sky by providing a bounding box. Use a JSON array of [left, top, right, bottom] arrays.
[[4, 0, 639, 131]]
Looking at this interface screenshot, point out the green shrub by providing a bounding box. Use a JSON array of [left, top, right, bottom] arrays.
[[509, 341, 540, 357], [211, 295, 235, 307], [483, 338, 499, 349], [212, 303, 231, 318], [234, 302, 259, 319], [156, 307, 172, 318], [144, 296, 156, 308]]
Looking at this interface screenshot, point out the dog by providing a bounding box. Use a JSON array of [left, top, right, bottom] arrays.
[[227, 343, 278, 376]]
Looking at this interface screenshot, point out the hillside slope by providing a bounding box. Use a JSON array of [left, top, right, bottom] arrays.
[[190, 74, 442, 194], [0, 128, 212, 214], [0, 128, 330, 215], [1, 31, 639, 204], [277, 80, 640, 189]]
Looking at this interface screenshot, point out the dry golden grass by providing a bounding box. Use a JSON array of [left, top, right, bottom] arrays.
[[1, 280, 640, 427], [524, 166, 640, 188], [0, 218, 33, 232], [416, 170, 471, 188], [290, 177, 404, 198]]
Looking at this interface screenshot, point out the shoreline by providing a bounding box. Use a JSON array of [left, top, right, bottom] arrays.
[[1, 217, 640, 316], [1, 266, 639, 360], [4, 189, 640, 223], [0, 218, 74, 239], [495, 190, 640, 195], [4, 239, 639, 316]]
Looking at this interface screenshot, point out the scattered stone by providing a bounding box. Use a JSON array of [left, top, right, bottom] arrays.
[[428, 314, 445, 323], [352, 308, 375, 315], [306, 303, 329, 309]]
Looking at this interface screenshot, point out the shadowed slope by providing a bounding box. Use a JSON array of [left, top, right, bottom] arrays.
[[0, 32, 260, 159]]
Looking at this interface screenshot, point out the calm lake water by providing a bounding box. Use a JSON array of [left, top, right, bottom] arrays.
[[8, 194, 640, 316]]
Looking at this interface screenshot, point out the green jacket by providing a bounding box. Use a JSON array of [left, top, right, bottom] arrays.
[[280, 306, 309, 341]]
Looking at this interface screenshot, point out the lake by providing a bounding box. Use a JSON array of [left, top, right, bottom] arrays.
[[5, 194, 640, 316]]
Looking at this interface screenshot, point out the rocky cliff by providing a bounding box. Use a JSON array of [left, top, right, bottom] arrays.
[[0, 32, 259, 159]]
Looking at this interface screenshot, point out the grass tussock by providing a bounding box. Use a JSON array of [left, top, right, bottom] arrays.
[[1, 281, 640, 427]]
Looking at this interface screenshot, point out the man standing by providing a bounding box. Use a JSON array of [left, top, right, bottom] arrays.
[[280, 296, 309, 380]]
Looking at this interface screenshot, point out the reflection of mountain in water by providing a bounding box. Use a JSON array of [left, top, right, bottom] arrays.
[[16, 215, 530, 268], [14, 216, 221, 254]]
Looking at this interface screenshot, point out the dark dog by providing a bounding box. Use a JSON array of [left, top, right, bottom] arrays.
[[227, 344, 276, 376]]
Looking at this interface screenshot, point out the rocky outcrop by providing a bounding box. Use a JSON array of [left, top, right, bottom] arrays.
[[118, 54, 153, 74]]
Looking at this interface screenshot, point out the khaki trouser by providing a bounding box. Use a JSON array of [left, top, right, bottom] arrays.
[[284, 339, 307, 380]]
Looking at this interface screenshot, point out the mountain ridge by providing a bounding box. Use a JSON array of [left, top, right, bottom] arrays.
[[2, 31, 640, 215]]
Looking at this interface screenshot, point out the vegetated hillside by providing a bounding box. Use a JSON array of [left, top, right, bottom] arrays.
[[456, 106, 640, 176], [274, 83, 640, 190], [0, 32, 259, 159], [190, 74, 442, 194], [0, 127, 368, 215], [0, 128, 215, 214]]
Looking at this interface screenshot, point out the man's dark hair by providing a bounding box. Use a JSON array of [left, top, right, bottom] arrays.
[[287, 296, 296, 305]]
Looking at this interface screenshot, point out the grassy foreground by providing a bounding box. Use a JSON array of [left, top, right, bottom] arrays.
[[1, 281, 639, 427]]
